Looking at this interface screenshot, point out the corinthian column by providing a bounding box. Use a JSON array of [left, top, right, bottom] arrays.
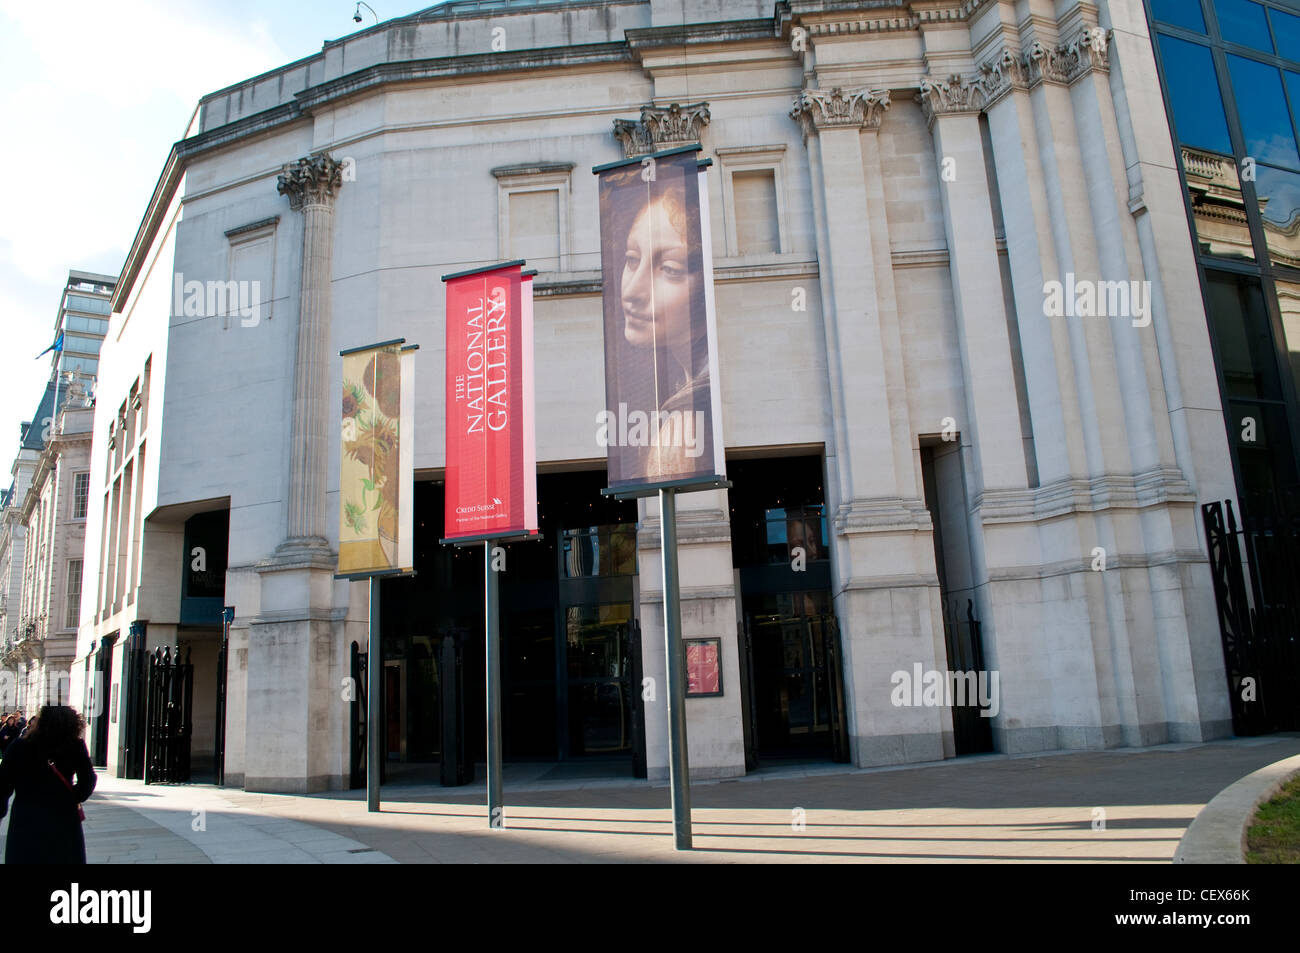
[[277, 153, 344, 551]]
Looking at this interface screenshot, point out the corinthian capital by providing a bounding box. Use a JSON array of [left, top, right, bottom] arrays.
[[1025, 40, 1073, 86], [975, 47, 1030, 109], [916, 74, 982, 126], [277, 153, 344, 211], [1024, 26, 1111, 88], [790, 86, 891, 140], [612, 102, 711, 158], [1067, 26, 1111, 77]]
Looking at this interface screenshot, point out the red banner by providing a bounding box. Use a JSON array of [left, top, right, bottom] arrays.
[[443, 261, 537, 540]]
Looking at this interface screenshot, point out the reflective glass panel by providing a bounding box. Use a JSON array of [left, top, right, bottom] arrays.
[[1153, 0, 1207, 32], [1206, 271, 1284, 401], [1158, 35, 1234, 154], [1274, 277, 1300, 410], [1254, 163, 1300, 268], [565, 603, 630, 679], [1273, 8, 1300, 61], [1215, 0, 1275, 52], [1228, 55, 1300, 169], [1183, 147, 1255, 260]]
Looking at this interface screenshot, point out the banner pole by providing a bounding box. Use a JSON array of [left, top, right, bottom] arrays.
[[659, 487, 693, 849], [367, 574, 382, 813], [486, 540, 504, 829]]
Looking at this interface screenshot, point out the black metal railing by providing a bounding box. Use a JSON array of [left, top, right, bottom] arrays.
[[1202, 499, 1300, 734], [349, 642, 367, 789]]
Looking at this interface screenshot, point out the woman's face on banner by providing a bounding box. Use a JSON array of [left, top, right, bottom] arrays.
[[621, 195, 692, 351]]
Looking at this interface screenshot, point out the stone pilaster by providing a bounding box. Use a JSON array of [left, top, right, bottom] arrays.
[[636, 490, 743, 781], [791, 85, 947, 767], [917, 72, 1029, 493]]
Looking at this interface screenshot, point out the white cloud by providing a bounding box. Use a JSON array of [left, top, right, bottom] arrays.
[[0, 0, 299, 467]]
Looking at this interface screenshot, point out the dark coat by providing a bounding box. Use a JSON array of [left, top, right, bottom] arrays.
[[0, 725, 18, 754], [0, 736, 96, 864]]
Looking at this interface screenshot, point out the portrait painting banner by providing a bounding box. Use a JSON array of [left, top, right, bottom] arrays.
[[442, 260, 538, 540], [338, 341, 415, 575], [594, 145, 726, 492]]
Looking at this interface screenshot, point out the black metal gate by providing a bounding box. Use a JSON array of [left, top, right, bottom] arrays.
[[214, 610, 231, 785], [943, 599, 994, 755], [122, 623, 148, 780], [1202, 500, 1300, 734], [145, 646, 194, 784], [349, 641, 368, 789]]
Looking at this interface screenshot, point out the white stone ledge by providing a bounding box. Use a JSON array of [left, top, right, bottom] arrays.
[[840, 572, 941, 592], [639, 586, 737, 604], [976, 467, 1197, 523], [246, 608, 347, 626], [984, 548, 1209, 583]]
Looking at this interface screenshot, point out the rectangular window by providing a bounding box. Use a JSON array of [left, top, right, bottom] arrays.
[[64, 294, 111, 315], [718, 145, 788, 257], [493, 163, 573, 271], [228, 223, 277, 329], [509, 189, 561, 265], [732, 169, 780, 255], [65, 559, 82, 629], [72, 471, 89, 519]]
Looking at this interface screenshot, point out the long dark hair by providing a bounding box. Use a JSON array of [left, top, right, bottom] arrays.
[[27, 705, 85, 750]]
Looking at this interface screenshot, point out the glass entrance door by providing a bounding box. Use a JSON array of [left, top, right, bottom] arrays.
[[748, 597, 835, 757], [564, 604, 633, 756]]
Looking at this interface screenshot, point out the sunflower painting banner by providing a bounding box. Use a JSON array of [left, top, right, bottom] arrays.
[[337, 341, 415, 575]]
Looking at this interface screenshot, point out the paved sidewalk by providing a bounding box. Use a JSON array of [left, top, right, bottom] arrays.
[[4, 735, 1298, 863]]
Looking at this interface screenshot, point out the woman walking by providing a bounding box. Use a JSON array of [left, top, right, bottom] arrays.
[[0, 705, 96, 863]]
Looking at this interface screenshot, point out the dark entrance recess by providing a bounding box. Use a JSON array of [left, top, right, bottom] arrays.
[[380, 472, 645, 782], [728, 455, 849, 766], [89, 632, 118, 768], [920, 442, 994, 755]]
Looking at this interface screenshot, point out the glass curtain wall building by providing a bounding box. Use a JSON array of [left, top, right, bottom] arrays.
[[1149, 0, 1300, 516]]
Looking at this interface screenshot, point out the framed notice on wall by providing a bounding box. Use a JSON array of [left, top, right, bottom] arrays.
[[685, 638, 722, 697]]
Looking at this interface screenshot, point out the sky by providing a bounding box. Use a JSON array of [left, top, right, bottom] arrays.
[[0, 0, 443, 487]]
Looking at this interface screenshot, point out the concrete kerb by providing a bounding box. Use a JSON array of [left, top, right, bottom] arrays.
[[1173, 752, 1300, 864]]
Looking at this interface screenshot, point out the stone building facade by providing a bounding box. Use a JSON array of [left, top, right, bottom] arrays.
[[74, 0, 1237, 792], [4, 383, 95, 712]]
